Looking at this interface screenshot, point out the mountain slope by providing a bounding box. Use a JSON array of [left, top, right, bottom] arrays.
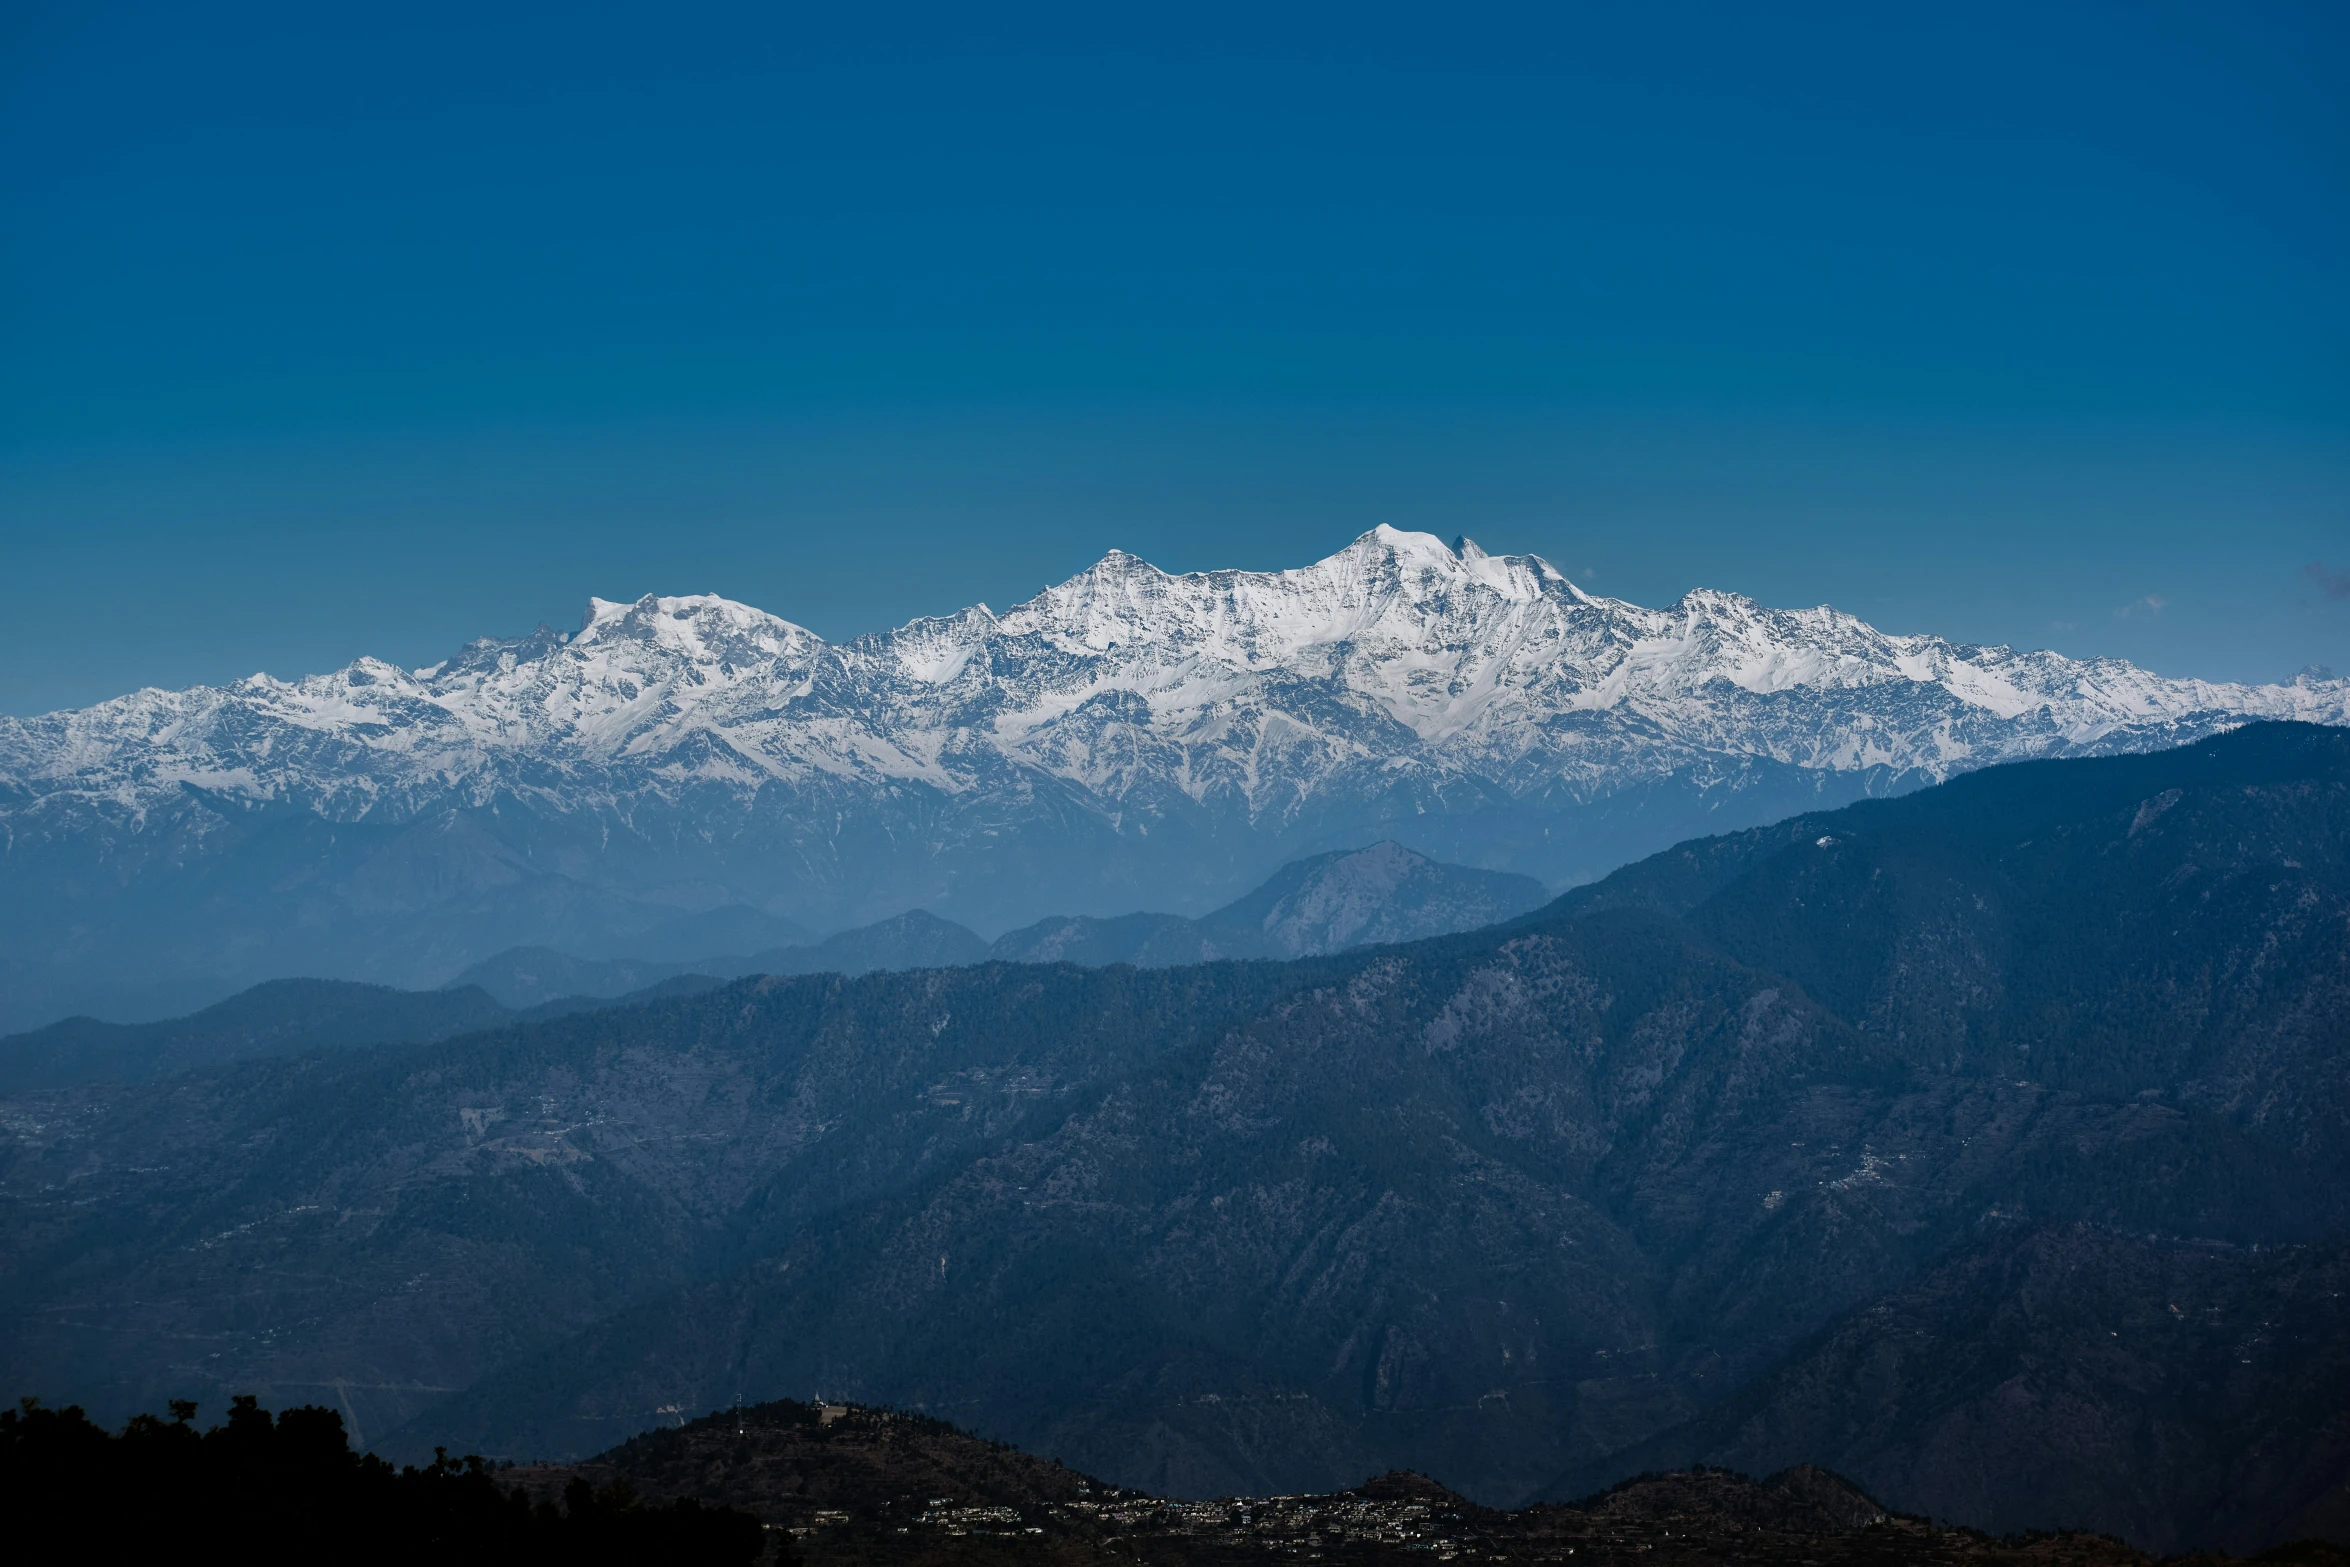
[[1542, 720, 2350, 1150], [3, 529, 2341, 1031], [2, 726, 2345, 1551], [1557, 1223, 2350, 1553], [0, 961, 1329, 1455]]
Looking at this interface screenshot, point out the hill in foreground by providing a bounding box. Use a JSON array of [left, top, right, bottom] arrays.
[[518, 1397, 2343, 1567]]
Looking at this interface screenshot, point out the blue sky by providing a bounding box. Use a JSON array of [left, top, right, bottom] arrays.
[[2, 1, 2344, 713]]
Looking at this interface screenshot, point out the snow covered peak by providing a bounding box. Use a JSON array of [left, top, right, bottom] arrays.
[[1363, 522, 1461, 564], [5, 534, 2344, 858], [993, 527, 1569, 676], [1323, 525, 1556, 602], [573, 593, 821, 660]]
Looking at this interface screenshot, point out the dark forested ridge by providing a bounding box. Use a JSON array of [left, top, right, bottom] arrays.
[[0, 1393, 762, 1563], [2, 724, 2345, 1556]]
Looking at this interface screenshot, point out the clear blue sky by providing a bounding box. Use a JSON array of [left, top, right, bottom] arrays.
[[3, 1, 2345, 714]]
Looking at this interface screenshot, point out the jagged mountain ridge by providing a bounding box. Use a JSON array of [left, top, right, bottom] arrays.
[[18, 527, 2340, 809], [2, 527, 2341, 1029]]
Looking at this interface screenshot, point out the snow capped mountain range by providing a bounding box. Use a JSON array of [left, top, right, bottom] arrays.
[[2, 527, 2342, 1029]]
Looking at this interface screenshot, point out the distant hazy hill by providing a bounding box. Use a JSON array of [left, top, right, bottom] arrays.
[[448, 911, 990, 1009], [0, 974, 734, 1092], [992, 841, 1549, 964], [453, 843, 1543, 1007], [0, 979, 511, 1093], [0, 843, 1533, 1072], [4, 724, 2343, 1554]]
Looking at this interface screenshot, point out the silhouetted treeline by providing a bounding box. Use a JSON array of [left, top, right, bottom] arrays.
[[1, 1394, 768, 1563]]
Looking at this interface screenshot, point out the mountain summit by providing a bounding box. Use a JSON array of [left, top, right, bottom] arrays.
[[1, 530, 2342, 1028]]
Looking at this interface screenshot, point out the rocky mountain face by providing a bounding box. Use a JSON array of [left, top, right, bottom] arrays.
[[4, 529, 2342, 1032], [1, 725, 2344, 1553]]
